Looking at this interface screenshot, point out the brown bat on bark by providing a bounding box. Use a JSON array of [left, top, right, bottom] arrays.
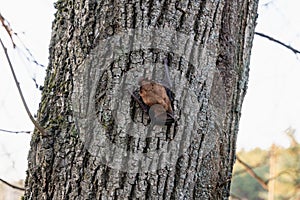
[[130, 58, 175, 125]]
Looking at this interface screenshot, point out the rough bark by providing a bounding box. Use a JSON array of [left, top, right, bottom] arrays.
[[24, 0, 258, 199]]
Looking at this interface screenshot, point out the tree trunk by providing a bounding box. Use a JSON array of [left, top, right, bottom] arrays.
[[24, 0, 258, 199]]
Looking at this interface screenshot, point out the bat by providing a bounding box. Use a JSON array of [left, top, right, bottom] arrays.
[[130, 58, 175, 125]]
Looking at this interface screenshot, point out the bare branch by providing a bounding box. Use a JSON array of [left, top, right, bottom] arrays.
[[236, 156, 268, 190], [0, 13, 15, 47], [266, 169, 293, 184], [1, 12, 45, 68], [255, 32, 300, 54], [0, 38, 46, 136], [15, 37, 46, 68], [234, 163, 263, 176], [0, 178, 25, 191], [0, 128, 31, 134], [284, 127, 298, 147], [234, 154, 269, 176]]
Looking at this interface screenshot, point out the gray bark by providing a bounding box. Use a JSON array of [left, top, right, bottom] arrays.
[[24, 0, 258, 199]]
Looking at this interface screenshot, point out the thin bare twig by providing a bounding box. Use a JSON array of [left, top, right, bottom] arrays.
[[266, 168, 299, 184], [1, 12, 45, 68], [234, 163, 263, 176], [255, 32, 300, 54], [0, 178, 25, 191], [0, 13, 15, 47], [0, 38, 46, 136], [261, 0, 274, 7], [15, 38, 46, 68], [0, 128, 31, 134], [0, 13, 46, 135], [236, 156, 297, 190], [236, 156, 269, 190]]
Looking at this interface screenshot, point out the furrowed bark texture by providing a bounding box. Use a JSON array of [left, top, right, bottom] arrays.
[[24, 0, 258, 199]]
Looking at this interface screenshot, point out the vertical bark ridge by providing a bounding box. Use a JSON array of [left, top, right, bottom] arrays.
[[216, 0, 259, 199]]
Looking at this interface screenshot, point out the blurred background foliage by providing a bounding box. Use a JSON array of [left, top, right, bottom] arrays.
[[231, 128, 300, 200]]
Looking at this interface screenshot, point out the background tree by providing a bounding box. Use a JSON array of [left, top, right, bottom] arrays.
[[24, 0, 259, 199]]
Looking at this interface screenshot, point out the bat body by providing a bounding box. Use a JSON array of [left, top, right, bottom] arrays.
[[139, 79, 173, 114], [130, 58, 175, 125]]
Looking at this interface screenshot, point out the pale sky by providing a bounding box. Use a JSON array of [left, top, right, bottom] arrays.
[[0, 0, 299, 181], [238, 0, 300, 149]]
